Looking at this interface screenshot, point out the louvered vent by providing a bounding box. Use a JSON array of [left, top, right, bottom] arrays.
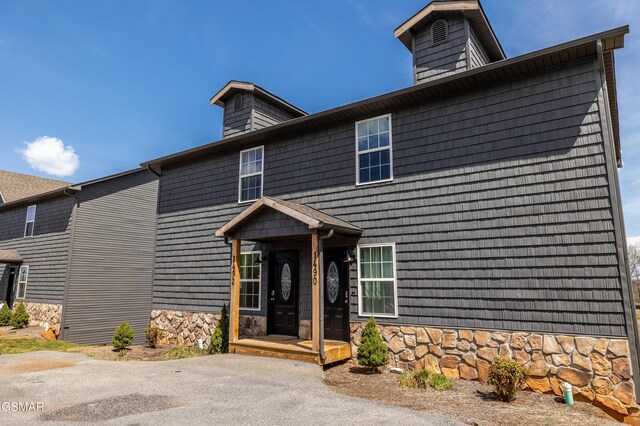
[[233, 93, 243, 111], [431, 19, 449, 45]]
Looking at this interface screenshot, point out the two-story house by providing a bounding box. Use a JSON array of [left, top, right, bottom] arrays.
[[0, 168, 158, 344], [140, 0, 638, 416]]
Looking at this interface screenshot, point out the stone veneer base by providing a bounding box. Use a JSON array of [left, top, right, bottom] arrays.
[[152, 309, 220, 348], [15, 302, 62, 327], [350, 322, 638, 416]]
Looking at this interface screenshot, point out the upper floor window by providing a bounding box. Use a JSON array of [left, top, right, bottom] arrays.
[[240, 252, 261, 310], [431, 19, 449, 45], [24, 205, 36, 237], [233, 93, 243, 111], [358, 243, 397, 317], [239, 146, 263, 203], [17, 265, 29, 299], [356, 114, 393, 185]]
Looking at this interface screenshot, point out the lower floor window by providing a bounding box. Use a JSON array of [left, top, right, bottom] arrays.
[[358, 244, 397, 317], [16, 266, 29, 299], [240, 253, 261, 310]]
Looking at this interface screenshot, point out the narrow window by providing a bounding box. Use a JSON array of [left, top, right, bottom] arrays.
[[16, 266, 29, 299], [233, 93, 243, 111], [356, 114, 393, 185], [358, 244, 397, 317], [240, 252, 261, 310], [431, 19, 449, 45], [24, 205, 36, 237], [238, 146, 264, 203]]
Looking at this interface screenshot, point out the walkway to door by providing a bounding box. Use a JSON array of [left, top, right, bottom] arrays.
[[230, 335, 351, 365], [215, 196, 362, 366]]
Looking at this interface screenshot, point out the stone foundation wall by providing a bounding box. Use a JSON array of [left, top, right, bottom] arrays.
[[350, 323, 637, 415], [16, 302, 62, 327], [151, 309, 220, 348], [239, 315, 266, 338]]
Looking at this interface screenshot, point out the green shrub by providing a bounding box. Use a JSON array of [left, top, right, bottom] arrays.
[[145, 323, 165, 348], [112, 322, 135, 350], [488, 357, 529, 402], [430, 373, 454, 391], [210, 304, 229, 354], [0, 302, 12, 326], [10, 302, 29, 328], [357, 317, 388, 372], [118, 349, 127, 357], [414, 368, 432, 389], [399, 371, 417, 388], [398, 368, 453, 391]]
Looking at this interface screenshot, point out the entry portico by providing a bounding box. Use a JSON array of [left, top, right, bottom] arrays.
[[215, 196, 361, 365]]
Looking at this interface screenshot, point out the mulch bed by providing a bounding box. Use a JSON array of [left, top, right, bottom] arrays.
[[324, 361, 620, 426]]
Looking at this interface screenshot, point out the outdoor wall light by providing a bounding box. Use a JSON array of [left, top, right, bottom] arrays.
[[343, 249, 356, 264]]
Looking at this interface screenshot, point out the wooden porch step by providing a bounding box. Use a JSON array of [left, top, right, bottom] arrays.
[[229, 337, 351, 365]]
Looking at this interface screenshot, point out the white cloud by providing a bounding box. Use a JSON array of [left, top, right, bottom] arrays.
[[18, 136, 79, 177]]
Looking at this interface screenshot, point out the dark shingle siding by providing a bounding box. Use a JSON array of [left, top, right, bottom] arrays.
[[0, 196, 74, 303], [414, 15, 468, 83], [253, 97, 299, 130], [468, 25, 490, 68], [153, 56, 626, 336], [223, 93, 253, 138]]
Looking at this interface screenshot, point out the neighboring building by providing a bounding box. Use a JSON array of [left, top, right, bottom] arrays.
[[0, 168, 158, 344], [0, 170, 70, 204], [141, 0, 638, 416]]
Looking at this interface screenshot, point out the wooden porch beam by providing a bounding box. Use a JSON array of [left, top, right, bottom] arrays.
[[311, 232, 321, 353], [229, 239, 241, 343]]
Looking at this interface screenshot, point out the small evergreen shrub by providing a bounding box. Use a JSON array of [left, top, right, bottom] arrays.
[[488, 357, 529, 402], [414, 369, 432, 389], [10, 302, 29, 328], [430, 373, 454, 391], [145, 323, 165, 348], [210, 304, 229, 354], [357, 316, 388, 372], [118, 349, 127, 357], [0, 302, 12, 326], [112, 322, 135, 350]]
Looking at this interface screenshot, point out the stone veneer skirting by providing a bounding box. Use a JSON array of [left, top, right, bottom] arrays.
[[350, 322, 638, 416], [15, 302, 62, 327]]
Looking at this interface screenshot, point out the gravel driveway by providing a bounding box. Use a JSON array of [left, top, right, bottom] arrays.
[[0, 351, 461, 425]]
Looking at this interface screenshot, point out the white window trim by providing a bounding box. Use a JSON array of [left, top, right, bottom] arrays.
[[16, 265, 29, 300], [357, 242, 398, 318], [355, 113, 394, 186], [238, 146, 264, 204], [240, 251, 261, 311], [24, 205, 36, 238]]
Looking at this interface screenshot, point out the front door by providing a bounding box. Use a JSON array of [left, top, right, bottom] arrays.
[[268, 250, 299, 336], [323, 248, 350, 341], [5, 267, 17, 309]]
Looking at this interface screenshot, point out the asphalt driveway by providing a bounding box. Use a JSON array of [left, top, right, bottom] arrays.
[[0, 351, 461, 425]]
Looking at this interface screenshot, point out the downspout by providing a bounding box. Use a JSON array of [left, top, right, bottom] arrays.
[[146, 165, 161, 177], [318, 229, 334, 361]]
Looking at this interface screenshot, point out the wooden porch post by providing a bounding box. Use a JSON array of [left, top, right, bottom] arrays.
[[229, 239, 241, 343], [311, 232, 321, 352]]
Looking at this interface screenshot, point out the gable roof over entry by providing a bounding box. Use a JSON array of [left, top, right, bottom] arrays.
[[0, 249, 23, 264], [214, 196, 362, 240]]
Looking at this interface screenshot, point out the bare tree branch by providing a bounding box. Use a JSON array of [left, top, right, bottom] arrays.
[[629, 244, 640, 282]]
